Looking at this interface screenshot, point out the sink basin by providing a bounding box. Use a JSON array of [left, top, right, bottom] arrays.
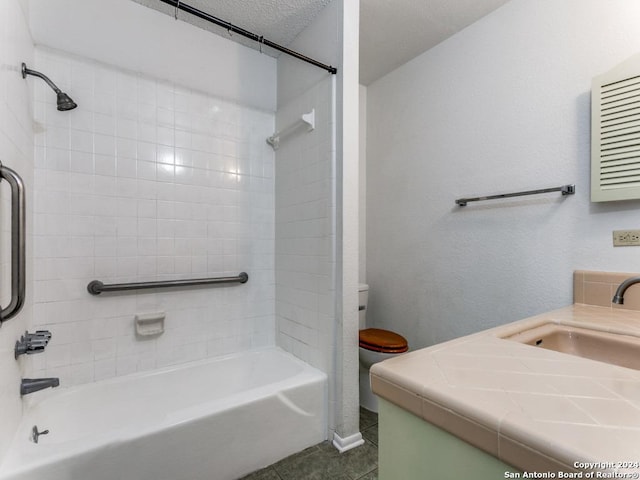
[[503, 323, 640, 371]]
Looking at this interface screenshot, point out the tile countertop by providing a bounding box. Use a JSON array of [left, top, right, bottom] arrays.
[[371, 304, 640, 476]]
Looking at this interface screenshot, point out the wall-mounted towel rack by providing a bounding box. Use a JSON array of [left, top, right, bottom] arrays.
[[455, 184, 575, 207], [266, 109, 315, 150], [87, 272, 248, 295]]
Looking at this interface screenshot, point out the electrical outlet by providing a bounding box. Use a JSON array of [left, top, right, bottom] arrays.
[[613, 230, 640, 246]]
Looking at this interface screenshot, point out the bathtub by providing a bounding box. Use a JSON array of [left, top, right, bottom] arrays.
[[0, 347, 327, 480]]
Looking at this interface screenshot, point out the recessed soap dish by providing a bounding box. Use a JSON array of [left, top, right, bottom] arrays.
[[135, 312, 165, 337]]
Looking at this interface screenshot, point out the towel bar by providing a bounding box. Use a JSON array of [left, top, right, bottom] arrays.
[[455, 184, 575, 207]]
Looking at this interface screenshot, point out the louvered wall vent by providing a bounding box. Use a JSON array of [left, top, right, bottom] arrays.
[[592, 54, 640, 202]]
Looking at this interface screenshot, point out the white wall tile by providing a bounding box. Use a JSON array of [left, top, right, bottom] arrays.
[[32, 48, 276, 387], [275, 77, 335, 374], [0, 0, 34, 461]]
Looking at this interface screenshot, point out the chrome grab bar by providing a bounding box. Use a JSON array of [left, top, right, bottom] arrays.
[[0, 162, 25, 323], [455, 184, 575, 207], [87, 272, 249, 295]]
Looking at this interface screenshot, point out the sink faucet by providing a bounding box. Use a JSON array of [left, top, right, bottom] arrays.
[[20, 378, 59, 396], [612, 276, 640, 305]]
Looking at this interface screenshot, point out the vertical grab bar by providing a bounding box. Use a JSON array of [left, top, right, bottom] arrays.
[[0, 162, 25, 323]]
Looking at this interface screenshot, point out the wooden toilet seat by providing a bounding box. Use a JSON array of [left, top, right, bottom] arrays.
[[359, 328, 408, 353]]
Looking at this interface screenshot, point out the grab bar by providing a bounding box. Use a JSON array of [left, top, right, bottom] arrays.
[[87, 272, 249, 295], [455, 184, 575, 207], [0, 162, 26, 323]]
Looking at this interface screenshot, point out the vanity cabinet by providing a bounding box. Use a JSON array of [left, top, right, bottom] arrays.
[[378, 399, 518, 480]]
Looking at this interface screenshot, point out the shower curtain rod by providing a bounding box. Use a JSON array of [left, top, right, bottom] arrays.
[[158, 0, 338, 75]]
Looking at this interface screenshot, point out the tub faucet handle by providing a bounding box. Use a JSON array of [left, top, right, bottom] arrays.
[[14, 330, 52, 359], [33, 330, 52, 341]]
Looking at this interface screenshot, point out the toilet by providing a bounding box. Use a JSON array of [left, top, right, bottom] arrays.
[[358, 283, 408, 412]]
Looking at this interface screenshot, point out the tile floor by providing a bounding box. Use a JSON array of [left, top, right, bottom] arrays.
[[240, 408, 379, 480]]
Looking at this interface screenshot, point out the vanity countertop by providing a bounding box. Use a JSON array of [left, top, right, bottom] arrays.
[[371, 303, 640, 476]]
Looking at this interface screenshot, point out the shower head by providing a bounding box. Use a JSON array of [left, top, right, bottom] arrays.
[[56, 92, 77, 111], [21, 63, 77, 112]]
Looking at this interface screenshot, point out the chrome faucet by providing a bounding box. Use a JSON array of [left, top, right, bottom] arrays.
[[20, 378, 59, 396], [612, 276, 640, 305]]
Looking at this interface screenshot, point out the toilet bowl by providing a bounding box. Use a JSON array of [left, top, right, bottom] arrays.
[[358, 284, 408, 412]]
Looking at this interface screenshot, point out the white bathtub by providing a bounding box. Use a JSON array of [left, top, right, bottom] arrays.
[[0, 347, 327, 480]]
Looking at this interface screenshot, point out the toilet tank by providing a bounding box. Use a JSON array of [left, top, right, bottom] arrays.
[[358, 284, 369, 330]]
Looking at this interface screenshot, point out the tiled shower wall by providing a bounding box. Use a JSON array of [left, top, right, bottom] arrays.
[[275, 76, 335, 374], [0, 0, 34, 460], [31, 48, 275, 386]]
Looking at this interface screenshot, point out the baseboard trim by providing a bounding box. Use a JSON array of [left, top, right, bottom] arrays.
[[332, 431, 365, 453]]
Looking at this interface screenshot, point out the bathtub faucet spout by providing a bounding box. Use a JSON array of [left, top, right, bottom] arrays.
[[20, 377, 59, 396]]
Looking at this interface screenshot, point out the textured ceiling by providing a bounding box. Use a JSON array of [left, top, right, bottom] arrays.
[[132, 0, 511, 85], [131, 0, 332, 54], [360, 0, 511, 84]]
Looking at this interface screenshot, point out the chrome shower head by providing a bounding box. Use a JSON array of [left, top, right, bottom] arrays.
[[21, 63, 77, 112]]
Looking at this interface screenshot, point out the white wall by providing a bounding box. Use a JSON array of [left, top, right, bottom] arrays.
[[334, 0, 360, 450], [30, 47, 275, 386], [359, 85, 366, 283], [277, 1, 340, 108], [366, 0, 640, 349], [28, 0, 276, 112], [0, 0, 34, 461]]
